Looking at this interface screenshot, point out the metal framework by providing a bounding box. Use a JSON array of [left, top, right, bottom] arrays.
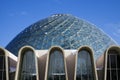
[[45, 46, 68, 80], [0, 47, 17, 80], [104, 46, 120, 80], [1, 45, 120, 80], [74, 46, 98, 80], [15, 46, 39, 80]]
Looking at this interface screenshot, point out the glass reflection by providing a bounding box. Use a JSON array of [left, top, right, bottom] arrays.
[[19, 50, 36, 80], [107, 50, 120, 80], [48, 49, 66, 80], [0, 50, 6, 80], [76, 50, 94, 80]]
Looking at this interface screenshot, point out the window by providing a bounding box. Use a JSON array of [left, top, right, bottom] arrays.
[[76, 50, 94, 80], [19, 50, 36, 80], [0, 50, 6, 80], [47, 49, 66, 80], [106, 50, 120, 80]]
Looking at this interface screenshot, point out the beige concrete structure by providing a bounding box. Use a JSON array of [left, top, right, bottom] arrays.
[[74, 46, 98, 80], [95, 45, 120, 80], [0, 47, 17, 80], [104, 46, 120, 80], [1, 45, 120, 80], [14, 45, 100, 80], [45, 46, 68, 80], [15, 46, 39, 80]]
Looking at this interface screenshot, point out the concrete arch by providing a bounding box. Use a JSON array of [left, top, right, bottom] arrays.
[[104, 45, 120, 80], [0, 47, 17, 80], [74, 45, 98, 80], [45, 46, 68, 80], [15, 46, 39, 80], [0, 48, 9, 80]]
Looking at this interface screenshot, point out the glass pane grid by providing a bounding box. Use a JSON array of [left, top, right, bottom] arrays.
[[19, 51, 36, 80], [76, 50, 94, 80], [48, 50, 66, 80], [107, 50, 120, 80]]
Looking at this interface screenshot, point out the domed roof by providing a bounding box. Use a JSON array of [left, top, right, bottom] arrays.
[[6, 14, 116, 59]]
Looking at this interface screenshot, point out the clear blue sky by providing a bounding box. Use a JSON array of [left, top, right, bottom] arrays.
[[0, 0, 120, 47]]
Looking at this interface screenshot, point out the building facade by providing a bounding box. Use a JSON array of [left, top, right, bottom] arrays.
[[1, 45, 120, 80], [0, 14, 120, 80]]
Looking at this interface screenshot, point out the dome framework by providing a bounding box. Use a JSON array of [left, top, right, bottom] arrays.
[[6, 14, 116, 60]]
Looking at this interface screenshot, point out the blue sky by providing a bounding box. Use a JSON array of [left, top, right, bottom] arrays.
[[0, 0, 120, 47]]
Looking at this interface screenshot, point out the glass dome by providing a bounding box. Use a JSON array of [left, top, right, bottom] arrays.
[[6, 14, 116, 59]]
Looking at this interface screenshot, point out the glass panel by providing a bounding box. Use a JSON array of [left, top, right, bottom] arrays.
[[106, 70, 110, 80], [117, 55, 120, 68], [118, 70, 120, 80], [19, 50, 36, 80], [0, 51, 6, 80], [110, 55, 116, 68], [48, 49, 66, 80], [107, 50, 120, 80], [117, 55, 120, 80], [107, 54, 110, 69], [111, 70, 117, 80], [76, 50, 94, 80]]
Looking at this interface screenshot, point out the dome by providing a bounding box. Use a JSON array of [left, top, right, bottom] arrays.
[[6, 14, 116, 59]]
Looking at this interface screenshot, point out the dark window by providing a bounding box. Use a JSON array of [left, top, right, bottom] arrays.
[[47, 49, 66, 80], [19, 50, 36, 80], [76, 50, 94, 80], [107, 50, 120, 80], [0, 50, 6, 80]]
